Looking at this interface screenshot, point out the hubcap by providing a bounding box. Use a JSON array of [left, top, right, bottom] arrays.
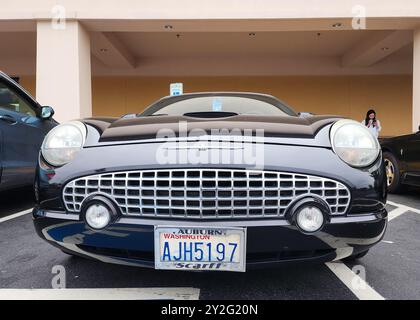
[[384, 159, 395, 187]]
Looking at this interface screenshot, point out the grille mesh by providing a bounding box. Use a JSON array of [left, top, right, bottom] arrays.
[[62, 169, 351, 219]]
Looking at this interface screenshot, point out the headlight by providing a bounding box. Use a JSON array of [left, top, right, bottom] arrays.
[[330, 119, 380, 167], [41, 121, 86, 166]]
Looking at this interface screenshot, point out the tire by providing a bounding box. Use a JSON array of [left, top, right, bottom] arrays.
[[383, 152, 403, 194], [343, 249, 369, 262]]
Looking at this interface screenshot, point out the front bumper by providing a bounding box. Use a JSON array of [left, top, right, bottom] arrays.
[[33, 208, 387, 270]]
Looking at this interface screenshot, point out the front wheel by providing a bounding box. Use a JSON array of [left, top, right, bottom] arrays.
[[383, 152, 403, 193]]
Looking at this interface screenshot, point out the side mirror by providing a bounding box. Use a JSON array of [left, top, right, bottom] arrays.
[[40, 106, 54, 120]]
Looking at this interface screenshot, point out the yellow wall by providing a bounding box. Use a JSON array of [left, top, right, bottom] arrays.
[[20, 75, 413, 137]]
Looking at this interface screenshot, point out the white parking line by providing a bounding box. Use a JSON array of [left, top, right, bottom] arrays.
[[387, 200, 420, 215], [325, 262, 385, 300], [387, 207, 409, 221], [0, 287, 200, 300], [0, 208, 32, 224], [326, 200, 414, 300]]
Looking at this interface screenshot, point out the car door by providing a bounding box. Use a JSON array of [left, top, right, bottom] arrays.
[[400, 131, 420, 186], [0, 80, 50, 190]]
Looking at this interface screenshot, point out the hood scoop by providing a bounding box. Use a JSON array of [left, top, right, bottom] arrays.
[[183, 111, 238, 118]]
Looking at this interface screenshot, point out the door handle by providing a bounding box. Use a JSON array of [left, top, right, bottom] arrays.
[[0, 114, 18, 124]]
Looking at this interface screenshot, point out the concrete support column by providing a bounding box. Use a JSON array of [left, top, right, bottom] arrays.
[[413, 28, 420, 132], [36, 20, 92, 123]]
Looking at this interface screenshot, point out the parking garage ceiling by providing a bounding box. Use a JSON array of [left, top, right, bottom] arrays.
[[0, 30, 413, 76]]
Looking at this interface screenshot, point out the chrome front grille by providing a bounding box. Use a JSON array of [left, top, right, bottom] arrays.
[[63, 169, 351, 219]]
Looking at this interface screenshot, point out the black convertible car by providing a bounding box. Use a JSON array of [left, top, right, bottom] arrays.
[[381, 129, 420, 193], [0, 71, 56, 191], [33, 92, 387, 272]]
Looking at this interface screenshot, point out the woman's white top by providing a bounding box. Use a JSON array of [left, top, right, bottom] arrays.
[[361, 119, 381, 138]]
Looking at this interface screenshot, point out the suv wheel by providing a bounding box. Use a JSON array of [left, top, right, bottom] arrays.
[[383, 152, 403, 193]]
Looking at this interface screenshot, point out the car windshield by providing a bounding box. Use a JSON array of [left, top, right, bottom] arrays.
[[141, 95, 297, 117]]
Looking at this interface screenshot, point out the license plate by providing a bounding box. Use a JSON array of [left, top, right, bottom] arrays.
[[154, 226, 246, 272]]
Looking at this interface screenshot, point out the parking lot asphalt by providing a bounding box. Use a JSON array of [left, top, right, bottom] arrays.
[[0, 187, 419, 300]]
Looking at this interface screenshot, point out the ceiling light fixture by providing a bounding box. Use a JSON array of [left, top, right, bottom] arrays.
[[249, 32, 256, 36], [164, 24, 173, 30], [332, 23, 343, 28]]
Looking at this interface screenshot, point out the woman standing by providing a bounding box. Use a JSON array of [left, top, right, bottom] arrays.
[[362, 109, 381, 138]]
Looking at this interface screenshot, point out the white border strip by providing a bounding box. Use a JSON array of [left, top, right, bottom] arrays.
[[0, 288, 200, 300], [387, 207, 409, 221], [325, 262, 384, 300], [387, 200, 420, 215], [0, 208, 32, 224]]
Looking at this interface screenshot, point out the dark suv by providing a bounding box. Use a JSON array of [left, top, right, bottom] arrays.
[[0, 71, 57, 191]]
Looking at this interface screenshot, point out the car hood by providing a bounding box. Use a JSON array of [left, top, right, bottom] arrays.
[[84, 115, 341, 140], [82, 114, 343, 148]]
